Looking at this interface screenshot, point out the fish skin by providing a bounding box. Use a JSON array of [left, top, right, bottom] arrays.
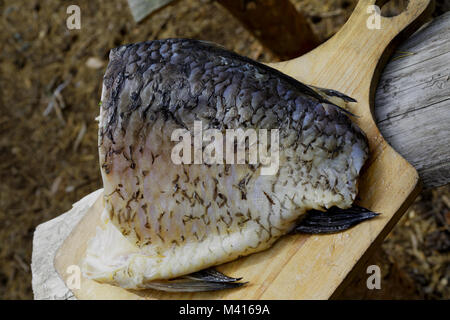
[[84, 39, 369, 289]]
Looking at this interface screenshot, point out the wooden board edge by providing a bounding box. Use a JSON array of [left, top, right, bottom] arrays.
[[53, 191, 104, 298], [330, 168, 421, 299]]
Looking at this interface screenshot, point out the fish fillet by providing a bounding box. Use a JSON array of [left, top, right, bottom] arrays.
[[82, 39, 371, 290]]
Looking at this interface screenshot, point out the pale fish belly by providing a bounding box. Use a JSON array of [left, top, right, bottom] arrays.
[[82, 39, 368, 289]]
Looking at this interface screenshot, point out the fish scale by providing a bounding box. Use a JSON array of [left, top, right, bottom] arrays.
[[82, 39, 369, 289]]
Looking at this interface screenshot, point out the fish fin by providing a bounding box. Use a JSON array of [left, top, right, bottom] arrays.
[[310, 85, 357, 103], [143, 279, 246, 292], [293, 205, 379, 234], [309, 85, 358, 117], [185, 268, 243, 282], [142, 268, 246, 292]]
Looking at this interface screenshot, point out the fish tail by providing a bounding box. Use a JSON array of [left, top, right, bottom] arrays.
[[143, 268, 246, 292], [294, 205, 379, 234]]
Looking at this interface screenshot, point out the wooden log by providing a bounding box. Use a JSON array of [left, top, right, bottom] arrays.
[[217, 0, 319, 59], [374, 11, 450, 189]]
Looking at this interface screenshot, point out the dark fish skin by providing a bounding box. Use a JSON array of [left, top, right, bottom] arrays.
[[100, 39, 365, 149], [86, 39, 370, 288]]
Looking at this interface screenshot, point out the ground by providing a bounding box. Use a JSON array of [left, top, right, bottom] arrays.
[[0, 0, 448, 299]]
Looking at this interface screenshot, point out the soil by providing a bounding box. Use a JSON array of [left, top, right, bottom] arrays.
[[0, 0, 448, 299]]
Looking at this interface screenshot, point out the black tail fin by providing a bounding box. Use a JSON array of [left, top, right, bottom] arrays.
[[185, 268, 243, 283], [294, 205, 379, 234], [142, 268, 246, 292]]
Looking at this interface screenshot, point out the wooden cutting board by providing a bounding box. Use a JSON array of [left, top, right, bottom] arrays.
[[54, 0, 433, 299]]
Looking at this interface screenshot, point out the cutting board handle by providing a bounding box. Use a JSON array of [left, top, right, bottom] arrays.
[[332, 0, 435, 78], [349, 0, 434, 35], [336, 0, 434, 97], [271, 0, 433, 150], [272, 0, 434, 94]]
